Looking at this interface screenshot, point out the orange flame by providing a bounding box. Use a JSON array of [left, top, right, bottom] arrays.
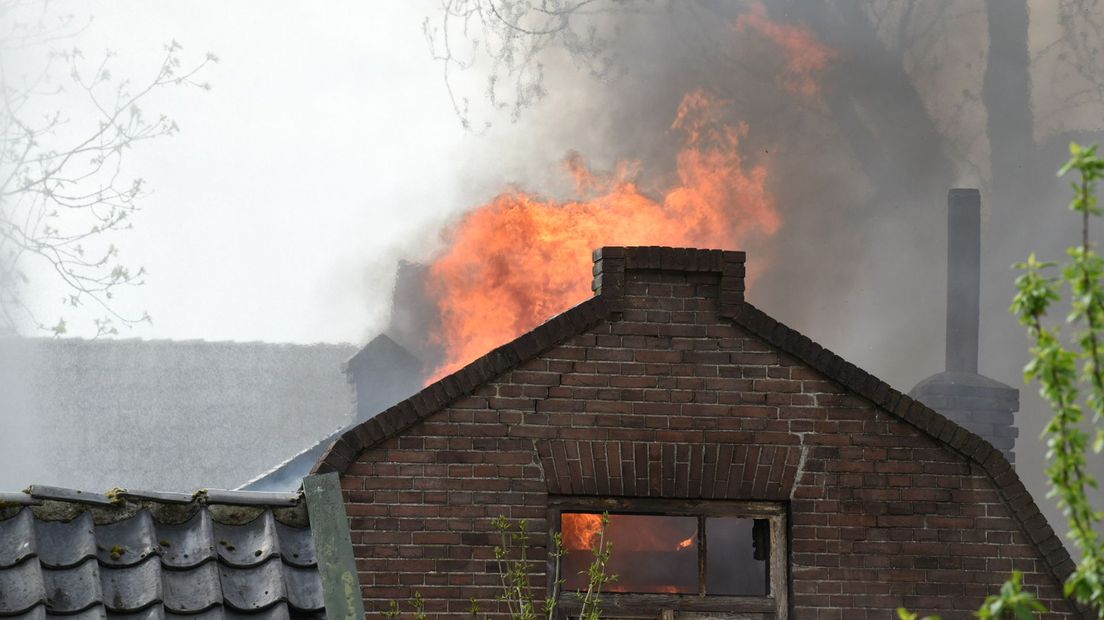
[[562, 513, 604, 550], [676, 536, 693, 550], [425, 90, 780, 379], [735, 1, 836, 100]]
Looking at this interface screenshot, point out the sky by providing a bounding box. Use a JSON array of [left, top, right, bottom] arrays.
[[17, 0, 476, 345]]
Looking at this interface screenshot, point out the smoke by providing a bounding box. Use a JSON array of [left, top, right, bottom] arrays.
[[387, 0, 1104, 545], [395, 0, 947, 382]]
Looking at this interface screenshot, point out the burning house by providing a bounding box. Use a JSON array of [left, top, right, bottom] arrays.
[[0, 242, 1081, 618], [314, 245, 1080, 618], [4, 0, 1099, 616]]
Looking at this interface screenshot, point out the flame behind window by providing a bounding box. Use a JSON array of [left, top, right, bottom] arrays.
[[560, 512, 770, 596], [561, 512, 697, 594]]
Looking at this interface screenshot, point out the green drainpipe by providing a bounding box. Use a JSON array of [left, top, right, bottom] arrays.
[[304, 472, 366, 620]]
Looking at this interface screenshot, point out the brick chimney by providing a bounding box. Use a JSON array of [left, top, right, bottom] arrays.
[[910, 189, 1019, 463]]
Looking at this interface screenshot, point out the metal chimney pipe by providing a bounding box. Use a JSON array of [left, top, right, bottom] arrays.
[[946, 188, 981, 374]]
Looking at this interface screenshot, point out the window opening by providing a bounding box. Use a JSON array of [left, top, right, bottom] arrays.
[[550, 499, 787, 619], [706, 517, 770, 596], [560, 513, 770, 596]]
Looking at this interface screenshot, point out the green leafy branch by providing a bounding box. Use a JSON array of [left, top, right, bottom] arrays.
[[898, 571, 1046, 619], [491, 515, 556, 620], [573, 513, 614, 620], [1011, 141, 1104, 615], [384, 513, 613, 619], [976, 572, 1049, 620]]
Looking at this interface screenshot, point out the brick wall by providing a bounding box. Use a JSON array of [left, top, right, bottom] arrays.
[[328, 247, 1077, 619]]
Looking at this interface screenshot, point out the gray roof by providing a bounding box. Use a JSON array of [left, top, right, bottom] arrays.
[[240, 432, 341, 493], [345, 334, 425, 424], [0, 486, 324, 618], [242, 334, 425, 492], [0, 338, 356, 491]]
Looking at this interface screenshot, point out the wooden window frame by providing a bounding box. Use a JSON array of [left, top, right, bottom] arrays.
[[547, 497, 788, 619]]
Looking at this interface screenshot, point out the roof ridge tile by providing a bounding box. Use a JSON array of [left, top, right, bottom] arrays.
[[197, 490, 299, 508], [25, 486, 115, 507], [119, 490, 194, 505], [0, 492, 40, 507]]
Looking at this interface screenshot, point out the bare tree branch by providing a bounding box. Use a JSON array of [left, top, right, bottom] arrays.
[[0, 1, 216, 336], [423, 0, 632, 129]]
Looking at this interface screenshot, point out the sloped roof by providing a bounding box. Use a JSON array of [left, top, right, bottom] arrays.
[[314, 245, 1079, 607], [241, 430, 342, 492], [346, 334, 424, 423], [242, 335, 425, 491], [345, 334, 419, 379], [0, 486, 324, 618], [0, 338, 356, 491]]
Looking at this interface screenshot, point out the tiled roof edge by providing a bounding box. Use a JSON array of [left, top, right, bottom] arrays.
[[197, 489, 300, 507], [238, 427, 346, 490], [119, 489, 194, 504], [26, 485, 115, 506], [0, 492, 40, 507], [6, 486, 303, 510], [724, 301, 1084, 616]]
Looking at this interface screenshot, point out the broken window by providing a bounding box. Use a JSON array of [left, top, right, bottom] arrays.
[[550, 499, 787, 619]]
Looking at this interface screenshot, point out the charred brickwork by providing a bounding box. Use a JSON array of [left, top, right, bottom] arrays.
[[316, 247, 1078, 619]]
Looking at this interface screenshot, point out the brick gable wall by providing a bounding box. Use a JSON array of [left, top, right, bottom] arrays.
[[331, 248, 1078, 619]]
